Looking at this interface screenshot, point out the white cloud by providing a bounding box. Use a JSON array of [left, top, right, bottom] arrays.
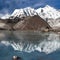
[[33, 2, 45, 8]]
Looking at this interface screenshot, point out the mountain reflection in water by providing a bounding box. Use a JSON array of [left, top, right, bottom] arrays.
[[0, 31, 60, 60]]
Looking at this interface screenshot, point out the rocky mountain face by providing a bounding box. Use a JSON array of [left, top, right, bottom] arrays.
[[13, 15, 51, 30], [10, 5, 60, 29], [0, 15, 51, 31]]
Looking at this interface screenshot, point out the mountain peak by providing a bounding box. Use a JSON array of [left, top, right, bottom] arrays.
[[36, 5, 60, 19], [45, 5, 52, 8], [44, 5, 56, 11]]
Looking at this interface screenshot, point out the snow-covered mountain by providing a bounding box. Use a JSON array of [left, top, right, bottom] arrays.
[[11, 5, 60, 20], [11, 7, 37, 18], [36, 5, 60, 28], [1, 5, 60, 29], [1, 5, 60, 20], [36, 5, 60, 20]]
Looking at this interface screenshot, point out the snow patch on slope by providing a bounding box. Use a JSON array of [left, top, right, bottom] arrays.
[[1, 14, 10, 19]]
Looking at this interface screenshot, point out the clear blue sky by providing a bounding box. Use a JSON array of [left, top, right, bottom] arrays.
[[0, 0, 60, 14]]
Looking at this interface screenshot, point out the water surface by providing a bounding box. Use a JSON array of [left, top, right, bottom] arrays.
[[0, 31, 60, 60]]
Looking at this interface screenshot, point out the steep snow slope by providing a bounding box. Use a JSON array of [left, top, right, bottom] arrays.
[[36, 5, 60, 20]]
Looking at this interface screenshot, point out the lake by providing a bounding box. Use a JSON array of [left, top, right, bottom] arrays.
[[0, 31, 60, 60]]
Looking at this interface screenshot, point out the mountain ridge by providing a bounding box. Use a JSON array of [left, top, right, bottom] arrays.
[[1, 5, 60, 20], [0, 5, 60, 31], [9, 5, 60, 20]]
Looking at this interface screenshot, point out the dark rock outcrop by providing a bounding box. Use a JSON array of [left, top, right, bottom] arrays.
[[13, 15, 51, 31]]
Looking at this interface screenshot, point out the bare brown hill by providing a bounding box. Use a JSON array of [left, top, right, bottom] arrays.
[[13, 15, 51, 31], [0, 19, 11, 30]]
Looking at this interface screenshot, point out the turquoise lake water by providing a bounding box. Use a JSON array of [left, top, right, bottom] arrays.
[[0, 31, 60, 60]]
